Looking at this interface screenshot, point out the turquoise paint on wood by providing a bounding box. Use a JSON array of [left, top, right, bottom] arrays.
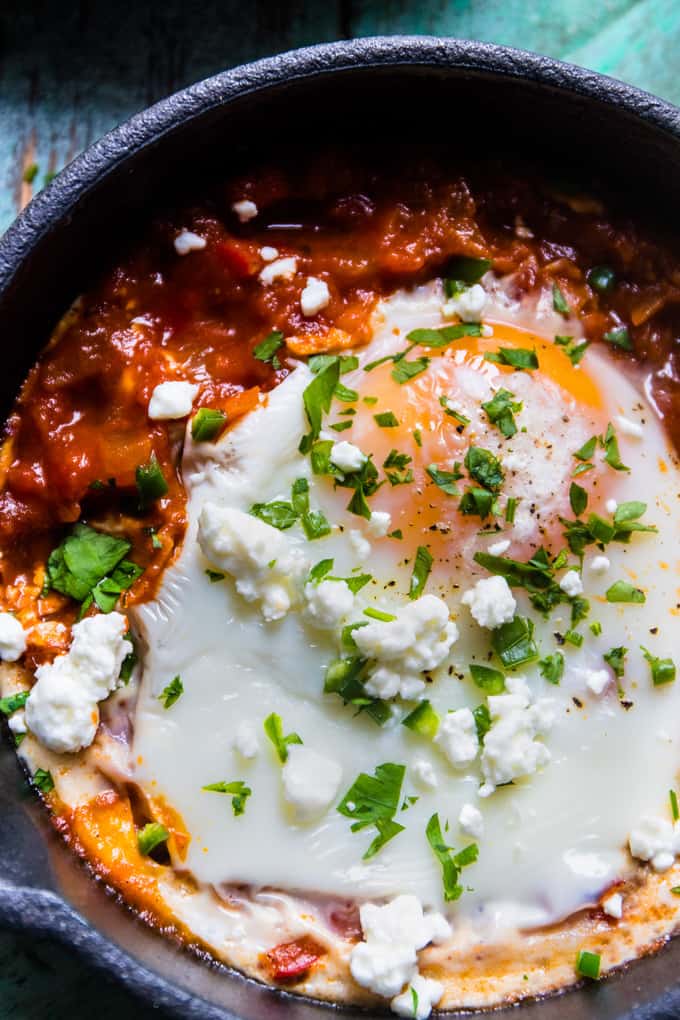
[[1, 1, 678, 1015]]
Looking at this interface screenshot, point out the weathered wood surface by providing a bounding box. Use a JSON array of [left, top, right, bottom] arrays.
[[1, 0, 679, 1015]]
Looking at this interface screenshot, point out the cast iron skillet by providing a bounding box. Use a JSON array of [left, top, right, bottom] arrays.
[[1, 36, 680, 1020]]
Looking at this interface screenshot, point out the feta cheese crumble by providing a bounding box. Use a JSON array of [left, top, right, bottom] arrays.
[[367, 511, 392, 538], [602, 892, 623, 919], [479, 676, 554, 797], [435, 708, 478, 768], [559, 570, 583, 597], [585, 668, 610, 696], [614, 414, 644, 439], [8, 709, 27, 736], [198, 504, 308, 621], [391, 974, 444, 1019], [233, 721, 259, 759], [330, 440, 366, 473], [461, 575, 516, 629], [350, 895, 451, 1000], [442, 283, 487, 322], [148, 380, 199, 420], [606, 498, 618, 514], [0, 612, 27, 661], [459, 802, 484, 839], [349, 530, 372, 562], [281, 744, 342, 819], [487, 539, 511, 557], [300, 276, 330, 316], [259, 257, 298, 285], [174, 230, 207, 255], [259, 245, 279, 262], [303, 579, 354, 629], [589, 555, 611, 574], [25, 613, 128, 754], [629, 816, 680, 872], [354, 595, 458, 701], [412, 759, 438, 789], [232, 199, 258, 222]]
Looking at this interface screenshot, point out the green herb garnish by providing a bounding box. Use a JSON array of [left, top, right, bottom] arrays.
[[409, 546, 433, 600], [641, 646, 676, 686], [202, 780, 252, 816], [426, 812, 478, 901], [137, 822, 169, 856], [470, 663, 505, 694], [337, 763, 405, 859], [264, 712, 303, 763], [136, 452, 169, 508], [253, 329, 284, 367], [191, 408, 227, 441], [402, 700, 440, 739], [159, 675, 183, 709]]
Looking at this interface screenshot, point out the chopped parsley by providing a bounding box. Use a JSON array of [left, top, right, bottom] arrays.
[[392, 356, 430, 384], [32, 768, 54, 794], [555, 334, 589, 365], [409, 545, 433, 600], [641, 646, 676, 686], [402, 699, 440, 739], [136, 452, 168, 509], [137, 822, 169, 856], [444, 255, 492, 288], [252, 479, 330, 538], [191, 408, 227, 441], [587, 265, 616, 293], [473, 703, 492, 743], [538, 652, 564, 685], [605, 581, 645, 604], [505, 498, 518, 523], [470, 663, 505, 694], [576, 950, 601, 981], [569, 482, 588, 517], [426, 812, 478, 901], [202, 780, 252, 816], [263, 712, 303, 763], [603, 647, 627, 678], [45, 523, 142, 614], [603, 326, 632, 351], [602, 423, 629, 472], [253, 329, 284, 367], [492, 616, 539, 670], [464, 447, 504, 491], [405, 323, 482, 347], [484, 347, 538, 370], [159, 675, 183, 708], [337, 762, 405, 859], [374, 411, 399, 428], [439, 395, 470, 428], [0, 690, 29, 715], [206, 569, 225, 583], [299, 357, 341, 452], [481, 388, 522, 438], [383, 449, 413, 486], [426, 463, 462, 496], [552, 283, 570, 315], [250, 500, 298, 530], [671, 789, 679, 822], [324, 655, 390, 725]]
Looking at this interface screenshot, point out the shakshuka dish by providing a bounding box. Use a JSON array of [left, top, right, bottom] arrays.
[[1, 154, 680, 1014]]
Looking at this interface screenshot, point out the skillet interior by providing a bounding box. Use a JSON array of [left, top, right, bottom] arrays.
[[1, 35, 680, 1019]]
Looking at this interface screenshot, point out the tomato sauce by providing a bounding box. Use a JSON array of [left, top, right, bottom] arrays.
[[2, 154, 679, 659]]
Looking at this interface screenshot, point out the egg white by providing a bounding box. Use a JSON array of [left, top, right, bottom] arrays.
[[132, 283, 680, 929]]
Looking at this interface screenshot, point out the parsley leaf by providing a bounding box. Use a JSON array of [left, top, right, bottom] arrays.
[[374, 411, 399, 428], [250, 500, 298, 530], [45, 524, 141, 613], [299, 358, 341, 452], [33, 768, 54, 794], [324, 655, 390, 724], [426, 463, 462, 496], [603, 646, 627, 678], [159, 675, 183, 709], [136, 452, 169, 508], [464, 447, 504, 491], [137, 822, 169, 856], [603, 326, 632, 351], [0, 690, 29, 715], [481, 388, 522, 438], [338, 762, 405, 859], [426, 812, 478, 901], [484, 347, 538, 370], [569, 482, 588, 517], [264, 712, 303, 763], [406, 323, 482, 347], [539, 652, 564, 684], [203, 780, 252, 816], [253, 329, 284, 367], [391, 356, 430, 385], [409, 545, 433, 600], [552, 283, 570, 315]]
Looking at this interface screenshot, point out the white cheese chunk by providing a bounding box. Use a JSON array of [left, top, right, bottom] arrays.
[[391, 974, 444, 1019], [559, 570, 583, 597], [487, 539, 510, 556], [259, 257, 298, 285], [458, 802, 484, 839], [435, 707, 478, 768], [259, 245, 279, 262], [25, 613, 128, 754], [606, 498, 618, 514], [614, 414, 644, 439], [412, 759, 438, 789], [441, 283, 487, 322], [629, 816, 680, 872], [174, 230, 207, 255], [480, 676, 554, 797], [330, 440, 366, 473], [281, 744, 342, 819], [233, 721, 259, 759], [355, 595, 458, 700], [0, 612, 27, 661], [602, 892, 623, 919], [350, 895, 451, 999], [461, 575, 516, 629], [148, 380, 199, 420], [349, 530, 372, 562], [303, 579, 354, 630], [300, 276, 330, 316], [586, 668, 610, 696], [367, 511, 392, 538], [589, 555, 611, 574], [198, 503, 308, 621], [8, 709, 27, 735], [232, 199, 258, 222]]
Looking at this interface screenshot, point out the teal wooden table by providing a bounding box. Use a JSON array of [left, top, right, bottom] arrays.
[[2, 0, 679, 1015]]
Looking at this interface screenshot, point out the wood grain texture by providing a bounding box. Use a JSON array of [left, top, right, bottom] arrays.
[[1, 1, 679, 1015]]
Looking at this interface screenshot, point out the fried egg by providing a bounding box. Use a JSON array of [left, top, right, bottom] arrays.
[[132, 279, 680, 933]]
